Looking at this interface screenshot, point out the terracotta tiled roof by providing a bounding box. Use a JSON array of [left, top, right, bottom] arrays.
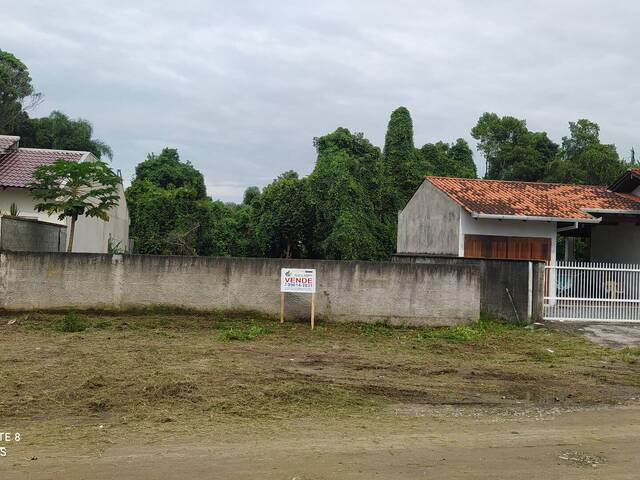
[[426, 176, 640, 222], [0, 148, 88, 188]]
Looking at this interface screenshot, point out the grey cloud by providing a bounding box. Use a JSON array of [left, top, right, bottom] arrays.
[[2, 0, 639, 201]]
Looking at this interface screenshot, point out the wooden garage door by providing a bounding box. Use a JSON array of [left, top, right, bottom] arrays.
[[464, 235, 551, 262]]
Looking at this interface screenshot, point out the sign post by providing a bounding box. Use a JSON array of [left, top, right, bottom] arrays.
[[280, 268, 317, 329]]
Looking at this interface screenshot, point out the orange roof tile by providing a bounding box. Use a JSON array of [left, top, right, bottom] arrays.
[[426, 176, 640, 222]]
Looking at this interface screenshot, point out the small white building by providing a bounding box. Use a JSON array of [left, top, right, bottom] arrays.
[[0, 135, 130, 253], [397, 171, 640, 264]]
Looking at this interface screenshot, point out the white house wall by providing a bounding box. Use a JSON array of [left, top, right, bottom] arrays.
[[397, 181, 460, 255], [458, 212, 558, 263], [0, 184, 129, 254], [0, 187, 64, 224], [68, 182, 130, 253], [591, 223, 640, 263]]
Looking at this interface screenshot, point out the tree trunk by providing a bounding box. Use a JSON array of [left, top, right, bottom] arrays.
[[67, 216, 77, 253]]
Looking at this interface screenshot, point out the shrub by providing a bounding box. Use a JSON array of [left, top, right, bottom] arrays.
[[55, 312, 87, 333]]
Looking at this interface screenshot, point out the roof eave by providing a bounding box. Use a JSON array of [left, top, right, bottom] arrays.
[[582, 208, 640, 215], [470, 212, 602, 224]]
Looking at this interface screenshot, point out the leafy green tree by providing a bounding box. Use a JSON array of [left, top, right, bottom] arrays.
[[0, 50, 41, 133], [471, 112, 558, 181], [28, 159, 121, 252], [12, 111, 112, 159], [251, 171, 312, 258], [546, 119, 627, 185], [242, 186, 261, 206], [420, 138, 477, 178]]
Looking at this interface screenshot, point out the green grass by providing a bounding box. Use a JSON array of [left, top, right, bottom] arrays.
[[616, 347, 640, 364], [219, 325, 268, 341], [415, 318, 518, 342]]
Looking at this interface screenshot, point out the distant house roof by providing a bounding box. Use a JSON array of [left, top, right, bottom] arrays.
[[0, 135, 19, 154], [608, 168, 640, 194], [426, 176, 640, 223], [0, 135, 89, 188]]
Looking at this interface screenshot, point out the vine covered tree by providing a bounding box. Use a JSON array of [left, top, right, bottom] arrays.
[[307, 128, 391, 260], [382, 107, 423, 210], [126, 148, 214, 254]]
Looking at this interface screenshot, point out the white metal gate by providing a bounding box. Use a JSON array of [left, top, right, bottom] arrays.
[[544, 261, 640, 322]]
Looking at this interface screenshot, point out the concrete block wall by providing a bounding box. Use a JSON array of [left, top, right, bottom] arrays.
[[0, 216, 66, 252], [393, 254, 545, 324], [0, 252, 482, 327]]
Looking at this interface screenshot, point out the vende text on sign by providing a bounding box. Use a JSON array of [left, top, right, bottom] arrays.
[[280, 268, 316, 293]]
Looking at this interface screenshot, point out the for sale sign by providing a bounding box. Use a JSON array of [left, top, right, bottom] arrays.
[[280, 268, 316, 293]]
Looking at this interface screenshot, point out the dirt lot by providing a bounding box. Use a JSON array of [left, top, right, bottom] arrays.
[[1, 312, 639, 479]]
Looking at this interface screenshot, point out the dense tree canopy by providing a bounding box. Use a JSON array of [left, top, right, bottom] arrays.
[[125, 109, 635, 261], [127, 149, 216, 255], [251, 171, 312, 258], [420, 138, 477, 179], [545, 119, 627, 185], [471, 112, 558, 181], [0, 49, 40, 133], [12, 111, 112, 159], [307, 128, 391, 260], [134, 148, 206, 196]]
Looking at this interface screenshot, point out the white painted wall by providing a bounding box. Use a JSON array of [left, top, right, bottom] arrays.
[[0, 187, 63, 223], [69, 182, 129, 253], [458, 210, 557, 264]]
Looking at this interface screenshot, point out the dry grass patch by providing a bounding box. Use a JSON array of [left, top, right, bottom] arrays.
[[1, 311, 639, 440]]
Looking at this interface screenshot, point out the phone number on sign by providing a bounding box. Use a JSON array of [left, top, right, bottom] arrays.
[[0, 432, 22, 457]]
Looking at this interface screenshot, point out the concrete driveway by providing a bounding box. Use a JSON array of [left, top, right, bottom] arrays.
[[577, 324, 640, 348]]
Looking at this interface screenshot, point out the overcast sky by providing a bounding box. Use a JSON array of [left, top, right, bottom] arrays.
[[2, 1, 639, 201]]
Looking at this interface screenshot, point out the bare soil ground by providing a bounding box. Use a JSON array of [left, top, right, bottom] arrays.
[[1, 312, 639, 479]]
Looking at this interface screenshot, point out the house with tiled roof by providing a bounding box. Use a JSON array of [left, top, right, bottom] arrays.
[[397, 170, 640, 264], [0, 135, 129, 253]]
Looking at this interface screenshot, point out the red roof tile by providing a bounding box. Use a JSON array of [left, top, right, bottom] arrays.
[[0, 148, 88, 188], [426, 176, 640, 222]]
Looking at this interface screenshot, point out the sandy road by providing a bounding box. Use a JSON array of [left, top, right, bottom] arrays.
[[3, 405, 640, 479]]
